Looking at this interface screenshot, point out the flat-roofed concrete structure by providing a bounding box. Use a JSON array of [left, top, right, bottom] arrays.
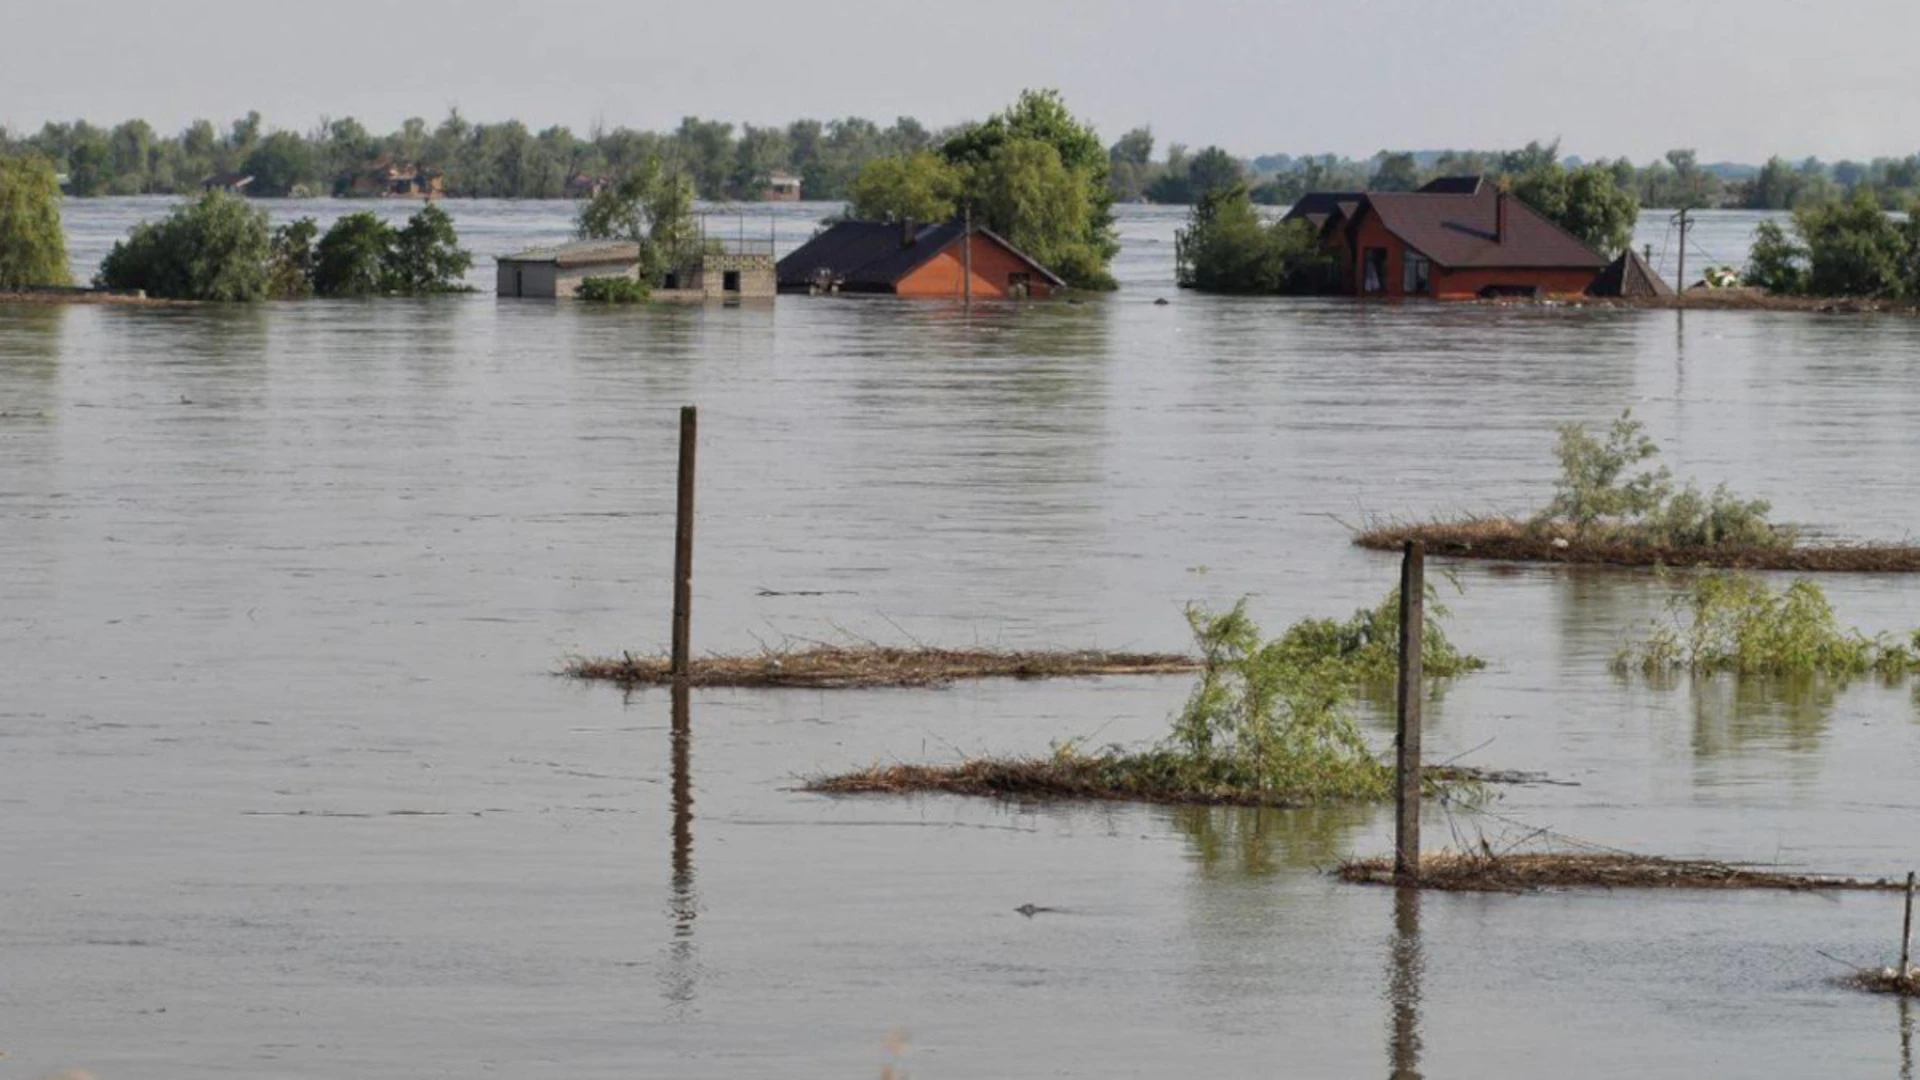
[[495, 241, 641, 299]]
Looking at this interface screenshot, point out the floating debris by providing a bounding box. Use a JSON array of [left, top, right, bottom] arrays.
[[564, 645, 1199, 689]]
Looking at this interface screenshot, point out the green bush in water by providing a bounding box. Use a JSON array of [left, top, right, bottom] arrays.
[[1616, 573, 1920, 677], [576, 275, 650, 303]]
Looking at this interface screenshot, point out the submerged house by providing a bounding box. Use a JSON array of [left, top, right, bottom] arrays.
[[776, 220, 1064, 299], [1588, 248, 1675, 299], [1284, 176, 1608, 299], [200, 171, 254, 194], [344, 160, 445, 199], [495, 241, 641, 298], [763, 173, 803, 201]]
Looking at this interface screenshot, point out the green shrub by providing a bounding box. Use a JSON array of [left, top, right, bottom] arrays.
[[1176, 182, 1335, 294], [95, 191, 269, 300], [266, 218, 317, 299], [386, 204, 473, 294], [0, 153, 70, 287], [1533, 410, 1790, 550], [311, 212, 394, 297], [1746, 219, 1809, 295], [1617, 574, 1920, 677], [576, 275, 649, 303]]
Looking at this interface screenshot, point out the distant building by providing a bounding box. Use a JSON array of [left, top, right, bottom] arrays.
[[566, 172, 610, 200], [762, 173, 803, 202], [1282, 176, 1608, 298], [496, 241, 642, 299], [776, 220, 1065, 299], [344, 160, 444, 199], [200, 172, 254, 194]]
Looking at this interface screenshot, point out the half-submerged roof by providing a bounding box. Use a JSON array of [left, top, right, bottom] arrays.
[[1588, 248, 1674, 298], [776, 220, 1066, 289], [500, 240, 641, 267], [1417, 175, 1485, 195], [1281, 191, 1365, 225], [1362, 184, 1607, 270]]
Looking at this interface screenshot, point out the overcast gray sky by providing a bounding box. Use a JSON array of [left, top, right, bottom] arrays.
[[3, 0, 1914, 162]]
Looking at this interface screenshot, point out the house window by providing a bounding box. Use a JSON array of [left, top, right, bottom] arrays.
[[1403, 253, 1431, 295], [1007, 271, 1031, 298], [1363, 248, 1388, 293]]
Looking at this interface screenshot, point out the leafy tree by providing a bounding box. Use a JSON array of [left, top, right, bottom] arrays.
[[1541, 410, 1672, 532], [1176, 182, 1333, 294], [729, 123, 792, 199], [1108, 127, 1156, 201], [386, 204, 473, 293], [848, 150, 963, 223], [1367, 151, 1420, 192], [942, 89, 1118, 290], [973, 136, 1113, 290], [311, 212, 394, 297], [576, 155, 698, 283], [1184, 146, 1243, 201], [95, 191, 270, 300], [1793, 189, 1912, 297], [242, 131, 314, 196], [0, 153, 70, 286], [266, 217, 317, 299], [1745, 220, 1808, 294], [1510, 162, 1640, 257]]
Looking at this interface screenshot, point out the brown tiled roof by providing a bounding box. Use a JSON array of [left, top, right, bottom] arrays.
[[1417, 175, 1484, 195], [776, 220, 1065, 290], [1362, 186, 1606, 270]]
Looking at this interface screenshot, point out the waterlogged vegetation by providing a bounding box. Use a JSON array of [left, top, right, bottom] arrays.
[[95, 192, 472, 300], [811, 591, 1486, 808], [1359, 411, 1920, 571], [575, 276, 650, 303], [1745, 189, 1920, 300], [0, 153, 69, 287], [1615, 574, 1920, 679]]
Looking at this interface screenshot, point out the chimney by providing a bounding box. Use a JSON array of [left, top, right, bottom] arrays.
[[1495, 190, 1507, 243], [902, 218, 917, 247]]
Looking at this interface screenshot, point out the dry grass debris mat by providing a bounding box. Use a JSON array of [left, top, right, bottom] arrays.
[[1337, 849, 1909, 893], [563, 646, 1199, 689], [1840, 967, 1920, 997], [1356, 518, 1920, 573]]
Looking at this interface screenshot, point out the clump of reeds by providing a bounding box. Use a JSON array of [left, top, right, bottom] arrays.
[[809, 594, 1488, 808], [563, 645, 1199, 689], [1353, 410, 1920, 571], [1338, 849, 1906, 893], [1615, 573, 1920, 677]]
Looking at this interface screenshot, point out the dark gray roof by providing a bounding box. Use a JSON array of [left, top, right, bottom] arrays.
[[776, 220, 1065, 290], [1281, 191, 1364, 224], [1588, 248, 1674, 297]]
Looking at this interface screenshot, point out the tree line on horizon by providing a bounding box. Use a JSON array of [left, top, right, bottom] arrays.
[[5, 111, 1919, 211]]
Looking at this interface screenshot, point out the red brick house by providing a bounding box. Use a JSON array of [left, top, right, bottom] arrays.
[[1285, 176, 1607, 299], [776, 220, 1065, 299]]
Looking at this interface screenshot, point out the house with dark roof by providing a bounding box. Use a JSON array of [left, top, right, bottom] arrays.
[[1283, 176, 1608, 299], [776, 220, 1066, 299], [1588, 248, 1674, 299]]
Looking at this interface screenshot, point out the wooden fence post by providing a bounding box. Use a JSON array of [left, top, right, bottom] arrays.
[[1394, 540, 1425, 883], [671, 406, 697, 679]]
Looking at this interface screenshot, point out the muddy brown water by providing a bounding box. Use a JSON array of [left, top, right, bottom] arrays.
[[5, 200, 1920, 1077]]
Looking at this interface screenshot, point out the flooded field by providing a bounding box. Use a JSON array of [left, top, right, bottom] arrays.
[[6, 200, 1920, 1077]]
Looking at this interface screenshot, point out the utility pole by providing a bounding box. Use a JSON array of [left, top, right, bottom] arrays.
[[1671, 207, 1693, 305]]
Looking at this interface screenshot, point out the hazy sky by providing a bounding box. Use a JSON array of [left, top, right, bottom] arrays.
[[3, 0, 1915, 163]]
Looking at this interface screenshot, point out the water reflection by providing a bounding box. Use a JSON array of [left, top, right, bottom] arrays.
[[661, 683, 699, 1010], [1686, 672, 1839, 759], [1901, 995, 1913, 1080], [0, 304, 67, 413], [1387, 887, 1425, 1080], [1168, 804, 1373, 879]]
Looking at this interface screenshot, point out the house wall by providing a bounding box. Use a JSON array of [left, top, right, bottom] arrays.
[[496, 259, 637, 299], [1340, 212, 1600, 299], [679, 253, 777, 299], [894, 238, 1058, 299]]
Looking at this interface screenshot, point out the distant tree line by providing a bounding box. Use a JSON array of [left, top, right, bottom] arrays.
[[1114, 135, 1920, 211], [0, 111, 953, 201]]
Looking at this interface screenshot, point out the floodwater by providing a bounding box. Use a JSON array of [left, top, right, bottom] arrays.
[[6, 200, 1920, 1078]]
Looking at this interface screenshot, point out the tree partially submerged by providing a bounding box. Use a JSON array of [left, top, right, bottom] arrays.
[[0, 153, 70, 287], [1615, 574, 1920, 678], [95, 191, 270, 300], [575, 155, 697, 287], [1744, 189, 1920, 299], [1509, 161, 1641, 258], [1175, 182, 1335, 293]]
